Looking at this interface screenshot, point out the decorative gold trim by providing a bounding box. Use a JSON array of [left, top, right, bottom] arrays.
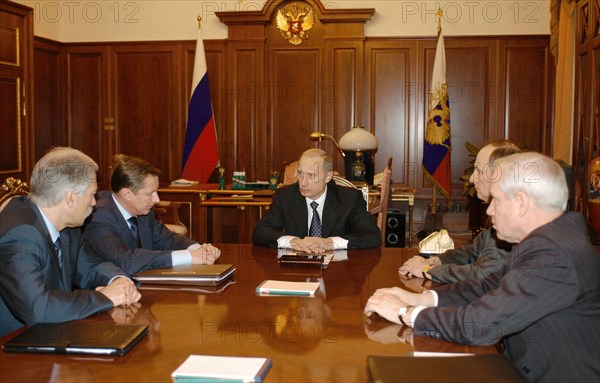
[[275, 2, 315, 46], [0, 26, 20, 67], [0, 77, 22, 174]]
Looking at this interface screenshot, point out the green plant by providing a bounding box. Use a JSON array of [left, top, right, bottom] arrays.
[[460, 142, 480, 198]]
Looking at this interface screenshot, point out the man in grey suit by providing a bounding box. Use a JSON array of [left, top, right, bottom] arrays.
[[364, 152, 600, 382], [399, 140, 520, 283], [83, 154, 220, 275], [0, 147, 141, 337], [252, 148, 381, 252]]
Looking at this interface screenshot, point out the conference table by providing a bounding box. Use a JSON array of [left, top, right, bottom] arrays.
[[0, 245, 498, 383]]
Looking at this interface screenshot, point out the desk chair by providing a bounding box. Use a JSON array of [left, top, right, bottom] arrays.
[[0, 177, 30, 212], [368, 157, 393, 244], [154, 201, 189, 237], [279, 160, 298, 187]]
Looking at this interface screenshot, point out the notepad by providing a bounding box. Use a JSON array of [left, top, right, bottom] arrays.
[[133, 264, 236, 286], [2, 323, 148, 356], [171, 355, 272, 383], [256, 280, 320, 296]]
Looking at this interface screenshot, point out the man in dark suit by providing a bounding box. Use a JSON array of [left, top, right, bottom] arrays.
[[83, 154, 220, 275], [252, 148, 381, 252], [0, 147, 141, 337], [364, 152, 600, 382], [399, 140, 520, 283]]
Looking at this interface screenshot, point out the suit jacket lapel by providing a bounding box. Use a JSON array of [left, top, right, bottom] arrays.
[[321, 183, 339, 238], [137, 216, 150, 249], [292, 186, 309, 237], [31, 203, 65, 278], [105, 192, 142, 249]]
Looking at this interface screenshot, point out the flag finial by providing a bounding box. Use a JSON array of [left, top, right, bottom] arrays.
[[436, 8, 442, 34], [197, 16, 202, 29]]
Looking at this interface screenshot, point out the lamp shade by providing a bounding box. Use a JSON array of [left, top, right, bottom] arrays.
[[338, 126, 378, 151]]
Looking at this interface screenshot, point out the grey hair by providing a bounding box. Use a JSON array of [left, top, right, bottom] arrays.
[[29, 147, 98, 207], [496, 152, 568, 212], [301, 148, 333, 173]]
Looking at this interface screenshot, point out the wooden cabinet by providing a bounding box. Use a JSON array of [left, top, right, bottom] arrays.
[[0, 1, 33, 182]]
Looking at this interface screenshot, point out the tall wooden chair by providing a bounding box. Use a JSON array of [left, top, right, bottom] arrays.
[[0, 177, 30, 212], [368, 157, 393, 244]]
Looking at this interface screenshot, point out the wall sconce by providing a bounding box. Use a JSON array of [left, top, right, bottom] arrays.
[[309, 132, 346, 157]]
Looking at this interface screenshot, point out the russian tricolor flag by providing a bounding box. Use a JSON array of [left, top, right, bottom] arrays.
[[181, 28, 219, 182]]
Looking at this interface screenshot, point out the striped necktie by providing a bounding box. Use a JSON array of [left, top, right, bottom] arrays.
[[54, 236, 63, 269]]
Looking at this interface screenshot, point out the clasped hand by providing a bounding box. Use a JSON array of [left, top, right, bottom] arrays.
[[191, 243, 221, 264], [97, 276, 141, 307], [290, 237, 334, 254]]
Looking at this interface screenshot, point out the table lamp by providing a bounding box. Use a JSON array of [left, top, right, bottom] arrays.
[[338, 126, 378, 186], [309, 132, 346, 157]]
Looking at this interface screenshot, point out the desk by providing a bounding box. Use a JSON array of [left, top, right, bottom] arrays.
[[0, 246, 498, 383], [157, 185, 274, 243]]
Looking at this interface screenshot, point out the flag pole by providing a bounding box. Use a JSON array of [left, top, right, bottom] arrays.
[[197, 15, 202, 29], [430, 8, 443, 217]]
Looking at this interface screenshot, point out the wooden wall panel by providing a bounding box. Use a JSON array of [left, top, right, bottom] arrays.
[[365, 41, 416, 186], [112, 48, 178, 184], [327, 43, 360, 174], [270, 49, 320, 174], [65, 49, 106, 185], [501, 39, 553, 153], [229, 45, 264, 180], [33, 38, 62, 160], [0, 76, 20, 172]]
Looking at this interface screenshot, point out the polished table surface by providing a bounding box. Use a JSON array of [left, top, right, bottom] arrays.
[[0, 245, 497, 383]]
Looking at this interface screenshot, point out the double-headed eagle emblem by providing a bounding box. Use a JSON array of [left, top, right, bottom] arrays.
[[276, 3, 315, 46]]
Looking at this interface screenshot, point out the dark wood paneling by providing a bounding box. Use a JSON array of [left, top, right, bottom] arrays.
[[65, 48, 107, 184], [270, 49, 320, 177], [33, 38, 62, 160], [500, 39, 553, 153], [365, 41, 416, 186], [327, 43, 362, 174], [229, 44, 264, 180], [0, 76, 20, 172], [112, 48, 176, 183], [32, 34, 553, 240]]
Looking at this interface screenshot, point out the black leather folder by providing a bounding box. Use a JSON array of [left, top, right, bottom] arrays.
[[3, 323, 148, 356], [367, 354, 527, 383]]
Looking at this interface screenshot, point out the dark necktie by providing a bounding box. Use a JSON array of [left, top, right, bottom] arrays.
[[54, 236, 63, 269], [128, 217, 141, 246], [309, 201, 322, 237]]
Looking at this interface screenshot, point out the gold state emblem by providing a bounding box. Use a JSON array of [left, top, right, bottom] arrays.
[[276, 3, 315, 46]]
